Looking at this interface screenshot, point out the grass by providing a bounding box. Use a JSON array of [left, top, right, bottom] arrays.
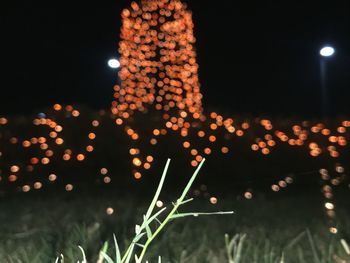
[[1, 185, 349, 262], [90, 158, 233, 263]]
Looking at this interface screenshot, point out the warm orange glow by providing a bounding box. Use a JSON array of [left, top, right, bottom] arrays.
[[34, 182, 42, 189], [115, 118, 123, 125], [236, 130, 244, 136], [100, 168, 108, 175], [86, 145, 94, 152], [88, 133, 96, 140], [197, 130, 205, 137], [55, 125, 63, 132], [10, 137, 18, 144], [53, 104, 62, 111], [10, 165, 20, 173], [49, 174, 57, 181], [72, 110, 80, 117], [321, 129, 330, 136], [55, 138, 64, 145], [49, 131, 58, 138], [134, 172, 142, 179], [41, 157, 50, 165], [0, 117, 8, 125], [271, 184, 280, 192], [195, 155, 203, 162], [22, 185, 31, 192], [8, 174, 17, 182], [131, 133, 139, 140], [106, 207, 114, 215], [209, 135, 216, 142], [150, 138, 157, 145], [126, 128, 134, 136], [104, 176, 111, 183], [262, 148, 270, 155], [258, 141, 266, 148], [64, 154, 73, 164], [200, 148, 209, 156], [210, 123, 218, 130], [267, 140, 276, 147], [92, 120, 100, 127], [242, 122, 249, 129], [251, 144, 259, 151], [22, 140, 31, 147], [30, 157, 39, 165], [183, 141, 190, 148], [153, 129, 160, 136], [210, 197, 218, 204], [244, 191, 253, 199], [40, 143, 48, 150], [65, 184, 73, 191], [77, 154, 85, 161], [129, 148, 138, 155], [45, 150, 54, 157], [133, 157, 142, 167], [221, 147, 229, 154]]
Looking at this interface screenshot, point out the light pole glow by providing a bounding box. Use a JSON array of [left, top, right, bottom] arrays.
[[319, 45, 335, 117], [320, 46, 335, 57], [108, 58, 120, 69]]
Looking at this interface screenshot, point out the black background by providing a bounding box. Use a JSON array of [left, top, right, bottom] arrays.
[[1, 0, 349, 117]]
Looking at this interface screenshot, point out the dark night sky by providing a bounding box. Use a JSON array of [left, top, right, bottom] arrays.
[[1, 0, 349, 117]]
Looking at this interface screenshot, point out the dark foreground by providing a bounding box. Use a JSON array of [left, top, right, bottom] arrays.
[[1, 191, 349, 263]]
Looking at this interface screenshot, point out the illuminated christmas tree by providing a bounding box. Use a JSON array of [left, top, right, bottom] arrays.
[[112, 0, 203, 118]]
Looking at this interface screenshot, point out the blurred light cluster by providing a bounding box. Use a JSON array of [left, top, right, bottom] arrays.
[[0, 0, 349, 234], [0, 104, 101, 192], [319, 164, 347, 234]]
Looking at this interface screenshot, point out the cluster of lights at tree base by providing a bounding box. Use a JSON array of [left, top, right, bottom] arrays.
[[0, 0, 349, 234]]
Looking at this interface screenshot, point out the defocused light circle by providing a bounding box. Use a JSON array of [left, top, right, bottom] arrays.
[[320, 46, 335, 57], [108, 58, 120, 68]]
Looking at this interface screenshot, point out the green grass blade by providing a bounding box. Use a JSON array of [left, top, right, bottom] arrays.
[[234, 234, 246, 263], [97, 242, 109, 263], [170, 211, 234, 219], [341, 239, 350, 255], [284, 231, 306, 250], [144, 207, 167, 227], [178, 198, 194, 205], [143, 215, 152, 239], [144, 159, 171, 221], [124, 243, 135, 263], [78, 246, 87, 263], [306, 228, 321, 263], [177, 159, 206, 202], [100, 251, 114, 263], [113, 234, 121, 263]]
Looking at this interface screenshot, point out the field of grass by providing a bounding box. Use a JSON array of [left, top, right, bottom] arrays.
[[1, 189, 349, 262], [1, 107, 350, 262]]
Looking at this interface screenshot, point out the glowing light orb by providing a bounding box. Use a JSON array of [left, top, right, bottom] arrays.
[[156, 200, 163, 208], [320, 46, 335, 57], [210, 196, 218, 204], [106, 207, 114, 215], [108, 58, 120, 69], [325, 202, 334, 210]]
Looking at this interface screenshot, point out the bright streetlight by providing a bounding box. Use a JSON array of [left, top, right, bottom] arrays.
[[320, 46, 335, 57], [108, 58, 120, 69]]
